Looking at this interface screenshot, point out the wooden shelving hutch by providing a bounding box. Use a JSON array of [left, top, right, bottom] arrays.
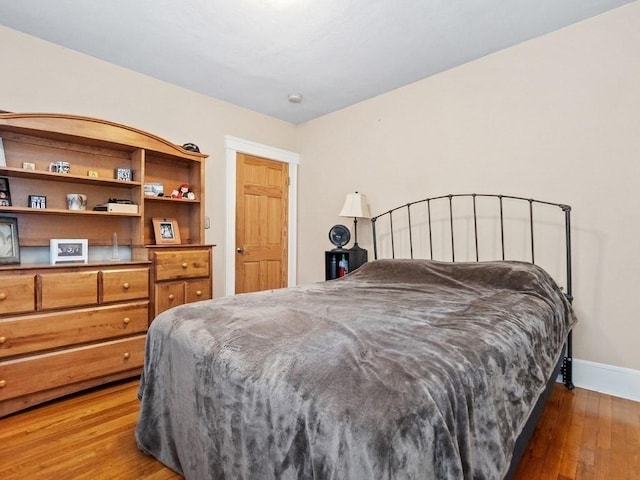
[[0, 113, 212, 416]]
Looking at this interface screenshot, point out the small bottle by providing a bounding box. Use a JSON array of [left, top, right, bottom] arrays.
[[330, 255, 337, 279], [338, 255, 348, 277]]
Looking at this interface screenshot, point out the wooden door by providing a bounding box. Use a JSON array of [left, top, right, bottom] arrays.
[[235, 153, 289, 293]]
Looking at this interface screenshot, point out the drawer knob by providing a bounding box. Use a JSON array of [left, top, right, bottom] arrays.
[[0, 293, 6, 301], [0, 336, 6, 344], [123, 352, 130, 360], [0, 379, 6, 388], [182, 262, 188, 269], [123, 282, 130, 289], [196, 290, 202, 296], [123, 317, 131, 325], [168, 294, 175, 300]]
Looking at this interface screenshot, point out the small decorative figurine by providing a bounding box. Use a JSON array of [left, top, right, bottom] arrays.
[[171, 183, 195, 200]]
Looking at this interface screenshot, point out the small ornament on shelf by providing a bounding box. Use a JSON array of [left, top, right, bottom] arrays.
[[171, 183, 195, 200], [28, 195, 46, 209], [182, 143, 200, 153], [115, 167, 132, 181]]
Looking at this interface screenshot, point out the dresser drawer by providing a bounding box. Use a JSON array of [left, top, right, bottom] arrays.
[[0, 302, 148, 359], [0, 335, 146, 402], [39, 271, 98, 310], [154, 249, 210, 281], [0, 275, 35, 316], [102, 268, 149, 303], [186, 278, 212, 304], [154, 282, 185, 317]]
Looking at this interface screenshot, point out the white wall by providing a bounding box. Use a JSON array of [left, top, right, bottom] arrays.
[[0, 26, 298, 297], [296, 3, 640, 372]]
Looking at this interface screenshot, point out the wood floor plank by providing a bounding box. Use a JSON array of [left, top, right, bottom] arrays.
[[539, 387, 573, 479], [577, 389, 601, 468], [1, 380, 639, 480]]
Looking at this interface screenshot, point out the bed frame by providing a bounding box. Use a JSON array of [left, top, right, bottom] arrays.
[[371, 193, 575, 477]]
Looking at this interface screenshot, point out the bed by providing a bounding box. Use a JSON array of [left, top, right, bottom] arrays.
[[136, 193, 577, 479]]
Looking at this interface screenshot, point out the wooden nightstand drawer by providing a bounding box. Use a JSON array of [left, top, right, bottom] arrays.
[[186, 278, 212, 304], [0, 302, 149, 359], [0, 335, 146, 402], [0, 275, 35, 316], [102, 268, 149, 303], [39, 271, 98, 310], [154, 249, 210, 281]]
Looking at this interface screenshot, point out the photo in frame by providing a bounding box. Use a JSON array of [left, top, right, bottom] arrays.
[[0, 176, 11, 207], [0, 216, 20, 264], [144, 182, 164, 197], [152, 217, 181, 244], [50, 238, 89, 264], [0, 137, 6, 167]]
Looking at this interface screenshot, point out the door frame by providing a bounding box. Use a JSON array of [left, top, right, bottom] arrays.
[[225, 135, 299, 295]]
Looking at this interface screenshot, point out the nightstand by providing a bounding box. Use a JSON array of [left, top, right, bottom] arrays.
[[325, 248, 368, 280]]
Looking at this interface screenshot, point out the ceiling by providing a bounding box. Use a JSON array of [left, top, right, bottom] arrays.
[[0, 0, 632, 124]]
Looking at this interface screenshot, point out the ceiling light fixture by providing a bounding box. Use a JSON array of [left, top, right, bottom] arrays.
[[288, 93, 303, 104]]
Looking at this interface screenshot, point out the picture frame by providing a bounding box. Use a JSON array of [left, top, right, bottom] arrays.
[[0, 176, 11, 207], [144, 182, 164, 197], [50, 238, 89, 264], [152, 217, 181, 244], [28, 195, 46, 209], [0, 216, 20, 265], [0, 137, 6, 167]]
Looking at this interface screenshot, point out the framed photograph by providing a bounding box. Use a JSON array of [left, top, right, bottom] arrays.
[[50, 238, 89, 264], [0, 138, 6, 167], [144, 182, 164, 197], [0, 176, 10, 207], [28, 195, 47, 209], [152, 217, 181, 245], [0, 216, 20, 264], [22, 162, 35, 171], [115, 167, 132, 182]]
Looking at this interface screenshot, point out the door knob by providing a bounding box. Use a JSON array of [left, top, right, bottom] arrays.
[[236, 247, 245, 254]]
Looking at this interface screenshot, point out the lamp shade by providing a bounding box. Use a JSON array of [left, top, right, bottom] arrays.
[[339, 192, 371, 219]]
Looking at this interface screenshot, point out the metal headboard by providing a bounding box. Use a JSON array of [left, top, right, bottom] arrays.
[[371, 193, 574, 388]]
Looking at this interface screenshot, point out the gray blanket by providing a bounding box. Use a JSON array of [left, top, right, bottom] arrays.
[[136, 259, 576, 479]]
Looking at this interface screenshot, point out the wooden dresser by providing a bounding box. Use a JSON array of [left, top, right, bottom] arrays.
[[0, 262, 149, 416], [0, 113, 211, 416]]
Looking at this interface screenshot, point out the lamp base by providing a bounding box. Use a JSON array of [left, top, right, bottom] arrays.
[[348, 243, 366, 252]]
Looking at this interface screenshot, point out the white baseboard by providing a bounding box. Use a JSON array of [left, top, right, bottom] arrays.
[[568, 358, 640, 402]]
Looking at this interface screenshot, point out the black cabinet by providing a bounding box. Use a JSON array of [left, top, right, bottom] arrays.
[[325, 248, 368, 280]]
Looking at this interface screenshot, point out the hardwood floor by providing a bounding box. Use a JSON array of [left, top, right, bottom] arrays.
[[0, 380, 638, 479], [0, 380, 180, 480]]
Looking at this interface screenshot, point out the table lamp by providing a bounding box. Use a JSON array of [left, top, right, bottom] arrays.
[[339, 191, 371, 251]]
